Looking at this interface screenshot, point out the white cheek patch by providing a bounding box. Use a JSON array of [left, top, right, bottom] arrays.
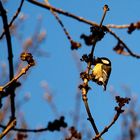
[[102, 59, 110, 64]]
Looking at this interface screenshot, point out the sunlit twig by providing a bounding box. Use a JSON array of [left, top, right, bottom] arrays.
[[93, 96, 130, 140], [0, 119, 16, 139], [27, 0, 140, 59]]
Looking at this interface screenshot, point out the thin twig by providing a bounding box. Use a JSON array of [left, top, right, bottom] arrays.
[[0, 0, 25, 39], [27, 0, 140, 59], [93, 96, 130, 140], [107, 22, 140, 29], [80, 76, 97, 136], [106, 24, 130, 29], [0, 1, 16, 120], [0, 64, 31, 91], [90, 4, 109, 73], [0, 124, 48, 133], [80, 5, 109, 140], [0, 119, 16, 139], [99, 5, 109, 27], [81, 80, 102, 140], [93, 112, 120, 140], [44, 0, 73, 43], [27, 0, 98, 27], [0, 116, 67, 133], [108, 28, 140, 58], [83, 96, 99, 135]]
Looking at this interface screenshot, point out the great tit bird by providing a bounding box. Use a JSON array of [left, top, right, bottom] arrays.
[[91, 57, 111, 91]]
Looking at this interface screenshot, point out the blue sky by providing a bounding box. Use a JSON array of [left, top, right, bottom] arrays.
[[0, 0, 140, 140]]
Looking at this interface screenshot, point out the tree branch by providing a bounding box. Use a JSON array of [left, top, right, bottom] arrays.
[[83, 94, 99, 135], [0, 124, 48, 133], [93, 96, 130, 140], [44, 0, 80, 50], [26, 0, 140, 59], [0, 1, 16, 120], [0, 116, 67, 133], [79, 6, 109, 140], [0, 0, 25, 39], [106, 24, 130, 29], [107, 21, 140, 29], [0, 119, 16, 139], [0, 64, 33, 92], [27, 0, 98, 27], [108, 28, 140, 58]]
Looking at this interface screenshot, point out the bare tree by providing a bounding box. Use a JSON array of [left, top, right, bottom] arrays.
[[0, 0, 140, 140]]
